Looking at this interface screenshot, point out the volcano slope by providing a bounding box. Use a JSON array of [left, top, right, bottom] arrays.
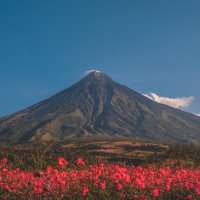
[[0, 71, 200, 144]]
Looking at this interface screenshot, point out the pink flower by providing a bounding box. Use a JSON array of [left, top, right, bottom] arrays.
[[152, 189, 159, 197], [57, 157, 68, 168], [165, 184, 171, 191], [1, 157, 8, 164], [82, 186, 89, 197], [116, 183, 123, 191], [100, 182, 106, 190], [187, 195, 193, 200], [195, 189, 200, 195], [76, 158, 85, 166], [34, 187, 43, 194]]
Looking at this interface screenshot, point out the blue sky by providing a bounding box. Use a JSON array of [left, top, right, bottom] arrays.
[[0, 0, 200, 117]]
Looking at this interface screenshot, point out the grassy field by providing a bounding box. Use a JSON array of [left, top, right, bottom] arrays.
[[0, 140, 200, 199], [0, 139, 169, 169]]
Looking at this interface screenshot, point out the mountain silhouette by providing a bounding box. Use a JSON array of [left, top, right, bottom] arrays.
[[0, 71, 200, 144]]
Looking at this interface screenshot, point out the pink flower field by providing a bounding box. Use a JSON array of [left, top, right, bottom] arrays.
[[0, 157, 200, 199]]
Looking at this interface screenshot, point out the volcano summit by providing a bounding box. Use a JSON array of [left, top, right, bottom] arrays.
[[0, 71, 200, 144]]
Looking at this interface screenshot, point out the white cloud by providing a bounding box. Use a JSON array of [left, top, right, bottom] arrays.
[[143, 92, 194, 109], [195, 113, 200, 117], [84, 70, 101, 76]]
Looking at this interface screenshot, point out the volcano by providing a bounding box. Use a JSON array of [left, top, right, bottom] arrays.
[[0, 71, 200, 144]]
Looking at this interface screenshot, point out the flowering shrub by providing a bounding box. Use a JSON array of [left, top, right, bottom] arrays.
[[57, 157, 68, 168], [0, 157, 200, 199], [76, 157, 85, 166]]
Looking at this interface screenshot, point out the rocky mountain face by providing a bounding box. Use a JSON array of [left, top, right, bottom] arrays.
[[0, 71, 200, 144]]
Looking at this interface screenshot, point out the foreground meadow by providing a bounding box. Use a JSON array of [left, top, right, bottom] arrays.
[[0, 142, 200, 199], [0, 157, 200, 200]]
